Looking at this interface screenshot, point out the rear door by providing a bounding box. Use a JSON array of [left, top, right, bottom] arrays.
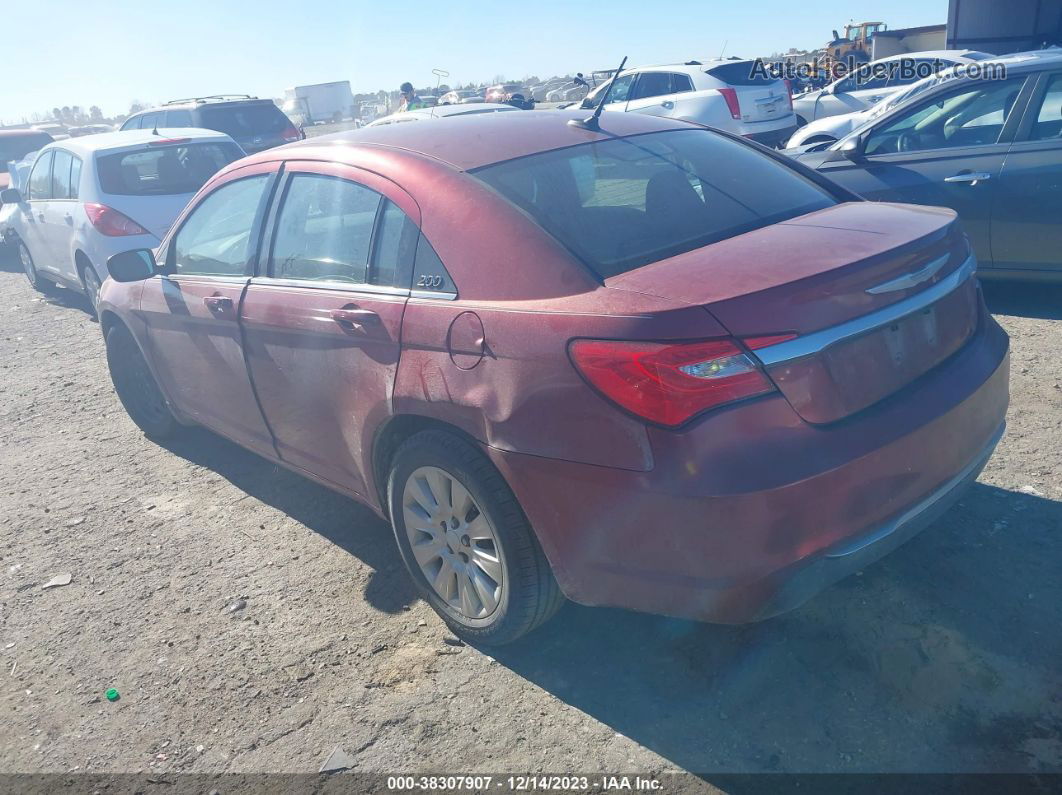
[[990, 70, 1062, 276], [139, 163, 279, 453], [239, 163, 420, 495], [818, 76, 1033, 266], [21, 150, 55, 275], [41, 148, 80, 280]]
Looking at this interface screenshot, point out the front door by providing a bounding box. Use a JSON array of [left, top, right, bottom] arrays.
[[20, 150, 55, 277], [240, 165, 420, 495], [139, 165, 278, 454], [818, 76, 1031, 267], [991, 71, 1062, 276]]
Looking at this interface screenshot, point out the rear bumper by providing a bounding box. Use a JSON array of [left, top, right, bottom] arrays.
[[742, 123, 798, 148], [488, 304, 1010, 623]]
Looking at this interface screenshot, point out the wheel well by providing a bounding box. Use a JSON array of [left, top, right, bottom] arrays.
[[74, 250, 93, 282], [371, 415, 482, 518], [97, 309, 125, 339]]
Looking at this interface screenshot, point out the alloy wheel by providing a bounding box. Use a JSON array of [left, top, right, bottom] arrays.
[[82, 267, 102, 313], [18, 243, 36, 284], [401, 465, 505, 620]]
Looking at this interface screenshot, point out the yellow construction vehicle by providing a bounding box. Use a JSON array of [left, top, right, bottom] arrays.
[[823, 21, 887, 70]]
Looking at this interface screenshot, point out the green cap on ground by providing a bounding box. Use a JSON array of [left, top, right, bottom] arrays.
[[105, 688, 119, 702]]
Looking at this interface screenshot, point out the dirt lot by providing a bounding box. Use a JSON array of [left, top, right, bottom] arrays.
[[0, 248, 1060, 783]]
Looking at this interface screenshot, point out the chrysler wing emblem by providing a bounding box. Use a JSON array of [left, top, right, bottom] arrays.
[[865, 254, 949, 295]]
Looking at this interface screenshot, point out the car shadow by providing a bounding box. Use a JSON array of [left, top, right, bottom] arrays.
[[152, 426, 1062, 775], [488, 482, 1062, 776], [158, 426, 417, 614], [982, 280, 1062, 321]]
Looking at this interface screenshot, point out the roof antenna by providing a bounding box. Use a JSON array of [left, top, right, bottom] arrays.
[[718, 39, 728, 59], [568, 55, 627, 131], [431, 68, 449, 119], [151, 116, 160, 136]]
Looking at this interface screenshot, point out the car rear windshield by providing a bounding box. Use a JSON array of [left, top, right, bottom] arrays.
[[0, 133, 53, 172], [473, 129, 835, 278], [705, 61, 775, 86], [200, 104, 291, 138], [97, 141, 243, 196]]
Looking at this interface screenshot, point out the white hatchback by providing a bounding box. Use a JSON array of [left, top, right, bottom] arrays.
[[570, 60, 798, 147], [0, 128, 243, 313]]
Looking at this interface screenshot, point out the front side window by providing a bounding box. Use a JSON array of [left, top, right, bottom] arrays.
[[583, 74, 636, 107], [474, 129, 835, 278], [120, 116, 141, 131], [865, 77, 1027, 155], [172, 174, 269, 276], [270, 174, 380, 283], [97, 142, 243, 196], [27, 150, 54, 200], [1030, 73, 1062, 141], [50, 150, 74, 199]]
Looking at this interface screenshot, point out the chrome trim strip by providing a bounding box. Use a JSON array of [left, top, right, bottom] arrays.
[[865, 253, 949, 294], [754, 255, 976, 367], [248, 276, 410, 298], [825, 421, 1004, 559]]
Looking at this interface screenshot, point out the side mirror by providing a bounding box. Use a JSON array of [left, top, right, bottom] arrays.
[[839, 136, 866, 162], [0, 188, 23, 204], [573, 75, 588, 88], [107, 248, 158, 282]]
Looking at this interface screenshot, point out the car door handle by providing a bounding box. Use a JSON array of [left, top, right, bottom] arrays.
[[330, 307, 378, 332], [661, 100, 674, 109], [64, 213, 73, 225], [203, 295, 234, 314], [944, 172, 992, 184]]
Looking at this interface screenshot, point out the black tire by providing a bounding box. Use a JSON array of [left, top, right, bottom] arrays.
[[388, 430, 564, 645], [80, 264, 102, 318], [17, 240, 49, 293], [105, 324, 177, 439]]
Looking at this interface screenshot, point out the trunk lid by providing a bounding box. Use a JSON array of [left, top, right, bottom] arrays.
[[605, 202, 978, 424], [706, 61, 790, 123]]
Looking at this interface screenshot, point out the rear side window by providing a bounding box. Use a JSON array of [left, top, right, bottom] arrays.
[[50, 150, 74, 199], [706, 61, 774, 86], [474, 129, 835, 278], [1030, 73, 1062, 141], [370, 200, 419, 287], [631, 72, 673, 101], [200, 104, 290, 138], [165, 109, 194, 126], [270, 174, 380, 283], [27, 151, 54, 200], [671, 73, 695, 93], [69, 156, 82, 199], [97, 142, 243, 196]]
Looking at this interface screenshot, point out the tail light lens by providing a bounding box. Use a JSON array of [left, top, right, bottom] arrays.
[[569, 338, 777, 427], [718, 87, 742, 120], [281, 125, 301, 142], [783, 79, 794, 109], [83, 203, 148, 237]]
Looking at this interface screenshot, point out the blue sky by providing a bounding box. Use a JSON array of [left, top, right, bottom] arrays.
[[5, 0, 947, 123]]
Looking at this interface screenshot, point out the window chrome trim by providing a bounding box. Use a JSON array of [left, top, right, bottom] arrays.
[[753, 255, 976, 367], [248, 276, 410, 298]]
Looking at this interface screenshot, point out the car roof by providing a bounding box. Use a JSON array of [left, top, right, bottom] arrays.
[[256, 109, 689, 171], [133, 97, 274, 113], [41, 128, 235, 156], [0, 129, 53, 138]]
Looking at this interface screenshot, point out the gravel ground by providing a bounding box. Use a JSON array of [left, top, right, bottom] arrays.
[[0, 249, 1059, 782]]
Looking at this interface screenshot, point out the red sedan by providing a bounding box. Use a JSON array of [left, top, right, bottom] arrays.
[[98, 110, 1009, 644]]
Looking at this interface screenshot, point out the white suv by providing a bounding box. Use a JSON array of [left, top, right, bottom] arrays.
[[0, 128, 243, 313], [569, 60, 797, 147]]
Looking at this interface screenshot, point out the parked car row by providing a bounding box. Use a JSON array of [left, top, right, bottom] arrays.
[[785, 49, 1062, 282], [2, 102, 1008, 645], [1, 128, 244, 310]]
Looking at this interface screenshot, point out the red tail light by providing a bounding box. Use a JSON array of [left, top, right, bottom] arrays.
[[783, 79, 794, 109], [718, 88, 742, 120], [569, 338, 777, 427], [281, 125, 301, 142], [83, 203, 148, 237]]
